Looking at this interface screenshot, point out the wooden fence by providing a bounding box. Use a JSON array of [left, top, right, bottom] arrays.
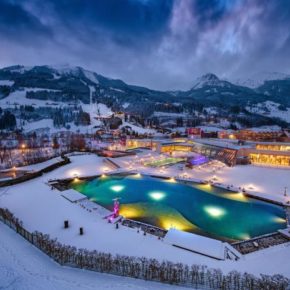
[[0, 208, 289, 290]]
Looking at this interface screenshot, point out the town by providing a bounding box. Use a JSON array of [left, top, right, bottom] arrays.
[[1, 0, 290, 289]]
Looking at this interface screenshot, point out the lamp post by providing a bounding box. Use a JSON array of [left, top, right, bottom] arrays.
[[284, 187, 288, 197]]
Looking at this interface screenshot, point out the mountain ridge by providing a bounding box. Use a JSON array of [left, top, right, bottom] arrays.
[[0, 65, 290, 117]]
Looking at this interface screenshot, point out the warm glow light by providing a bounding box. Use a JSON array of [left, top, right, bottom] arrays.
[[204, 206, 225, 218], [167, 177, 176, 183], [110, 185, 125, 192], [101, 174, 107, 178], [212, 175, 218, 181], [240, 233, 251, 240], [149, 191, 165, 201], [273, 217, 286, 223], [119, 207, 140, 219], [161, 220, 188, 231], [225, 192, 248, 202], [72, 171, 80, 177]]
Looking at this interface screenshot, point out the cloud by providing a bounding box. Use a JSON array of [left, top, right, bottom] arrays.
[[0, 0, 52, 42], [0, 0, 289, 90]]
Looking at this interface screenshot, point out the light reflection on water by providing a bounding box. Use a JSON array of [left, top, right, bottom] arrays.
[[72, 175, 286, 241]]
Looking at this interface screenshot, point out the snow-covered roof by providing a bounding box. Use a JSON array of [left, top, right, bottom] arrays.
[[244, 125, 282, 133], [164, 229, 241, 260], [197, 126, 224, 132], [194, 138, 249, 150], [164, 229, 225, 260], [61, 189, 87, 203]]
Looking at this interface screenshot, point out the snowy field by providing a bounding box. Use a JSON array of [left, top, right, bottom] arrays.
[[1, 153, 290, 281], [0, 223, 191, 290]]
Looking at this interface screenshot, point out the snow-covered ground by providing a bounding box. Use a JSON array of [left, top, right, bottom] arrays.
[[0, 87, 112, 134], [246, 101, 290, 123], [0, 89, 66, 108], [1, 153, 290, 280], [0, 222, 191, 290], [16, 156, 63, 172], [121, 121, 158, 135], [0, 80, 14, 86]]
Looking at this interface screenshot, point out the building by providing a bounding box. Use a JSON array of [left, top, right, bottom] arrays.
[[219, 127, 284, 142], [126, 137, 290, 167], [248, 142, 290, 167]]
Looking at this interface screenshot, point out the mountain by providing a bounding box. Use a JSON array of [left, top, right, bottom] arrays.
[[191, 73, 233, 90], [0, 65, 172, 116], [0, 65, 289, 131], [179, 73, 261, 107], [231, 72, 290, 89]]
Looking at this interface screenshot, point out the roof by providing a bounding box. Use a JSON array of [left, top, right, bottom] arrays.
[[164, 229, 241, 260], [197, 126, 225, 132], [61, 189, 87, 203]]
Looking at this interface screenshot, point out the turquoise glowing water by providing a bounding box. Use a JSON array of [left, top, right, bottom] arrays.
[[72, 174, 286, 241]]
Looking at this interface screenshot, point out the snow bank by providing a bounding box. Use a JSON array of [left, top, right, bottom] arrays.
[[0, 223, 188, 290]]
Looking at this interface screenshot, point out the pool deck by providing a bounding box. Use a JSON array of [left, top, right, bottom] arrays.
[[1, 153, 290, 278], [50, 169, 289, 250]]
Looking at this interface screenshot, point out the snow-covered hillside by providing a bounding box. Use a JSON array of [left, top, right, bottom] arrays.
[[232, 72, 290, 88], [246, 101, 290, 123]]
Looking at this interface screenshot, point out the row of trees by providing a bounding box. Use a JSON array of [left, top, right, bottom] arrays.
[[52, 107, 90, 128], [0, 208, 289, 290], [0, 110, 16, 130]]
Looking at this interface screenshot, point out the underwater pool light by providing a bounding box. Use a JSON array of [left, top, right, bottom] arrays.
[[110, 185, 125, 192], [204, 206, 225, 218], [149, 191, 165, 201]]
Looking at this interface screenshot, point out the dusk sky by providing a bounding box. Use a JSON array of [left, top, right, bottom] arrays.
[[0, 0, 290, 90]]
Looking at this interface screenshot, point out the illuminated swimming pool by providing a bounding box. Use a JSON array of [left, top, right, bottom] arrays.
[[143, 157, 185, 167], [72, 174, 286, 241]]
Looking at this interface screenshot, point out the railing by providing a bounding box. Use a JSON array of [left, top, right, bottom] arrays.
[[0, 208, 289, 290], [232, 232, 289, 255]]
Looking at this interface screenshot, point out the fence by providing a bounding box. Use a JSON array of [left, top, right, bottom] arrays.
[[0, 208, 289, 290]]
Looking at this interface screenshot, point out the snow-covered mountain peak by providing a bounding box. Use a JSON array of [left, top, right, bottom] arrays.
[[200, 73, 219, 81], [191, 73, 231, 90]]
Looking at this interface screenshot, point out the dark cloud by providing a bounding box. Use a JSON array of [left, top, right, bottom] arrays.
[[0, 0, 52, 42], [0, 0, 290, 90]]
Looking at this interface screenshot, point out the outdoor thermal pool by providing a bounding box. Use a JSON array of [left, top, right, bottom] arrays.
[[72, 174, 286, 241]]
